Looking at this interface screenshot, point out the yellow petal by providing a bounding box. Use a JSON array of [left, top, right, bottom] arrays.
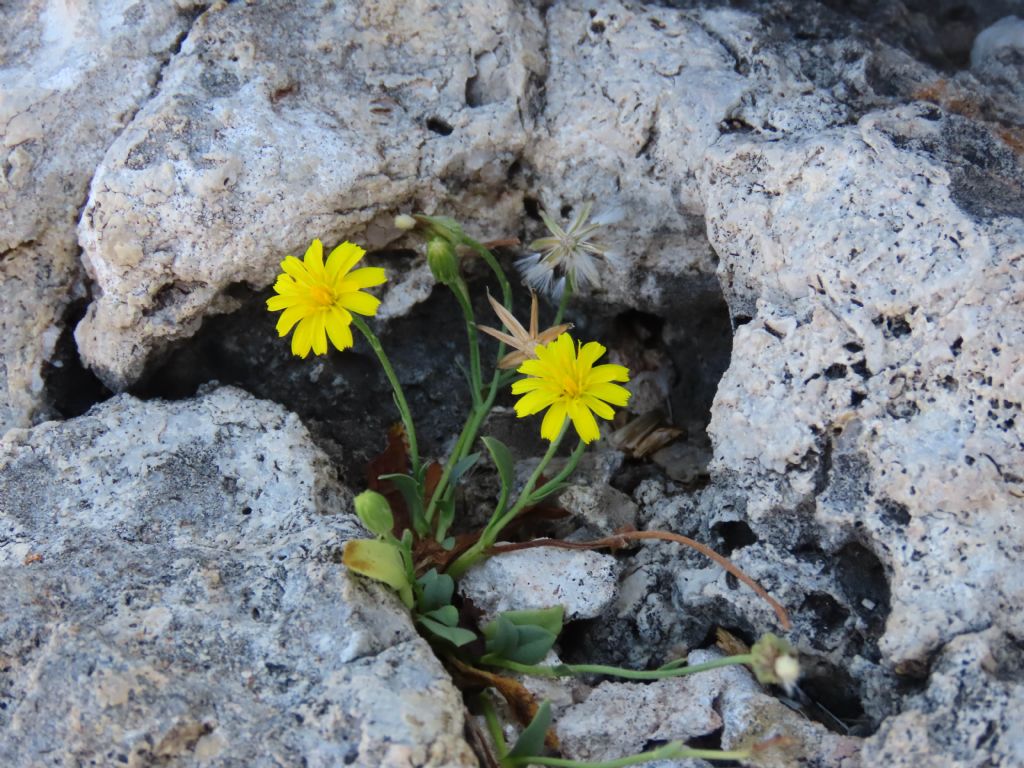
[[517, 358, 550, 378], [568, 400, 601, 443], [276, 305, 306, 336], [292, 316, 315, 358], [586, 363, 630, 385], [581, 394, 615, 420], [339, 289, 381, 316], [267, 293, 300, 311], [540, 401, 568, 441], [514, 389, 558, 417], [310, 311, 328, 356], [511, 377, 545, 394], [325, 308, 354, 350], [577, 340, 607, 373], [273, 276, 303, 295], [304, 239, 326, 277], [326, 241, 366, 279], [280, 256, 312, 285], [587, 381, 631, 406], [342, 266, 387, 289]]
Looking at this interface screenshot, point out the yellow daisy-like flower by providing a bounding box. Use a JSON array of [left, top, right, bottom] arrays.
[[267, 239, 386, 358], [512, 333, 631, 444]]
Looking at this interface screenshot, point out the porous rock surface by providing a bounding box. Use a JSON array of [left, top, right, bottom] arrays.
[[0, 387, 475, 767], [0, 0, 209, 431], [75, 0, 545, 389], [2, 0, 1023, 766]]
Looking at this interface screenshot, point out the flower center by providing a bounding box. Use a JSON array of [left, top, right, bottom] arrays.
[[309, 284, 335, 307], [561, 373, 582, 398]]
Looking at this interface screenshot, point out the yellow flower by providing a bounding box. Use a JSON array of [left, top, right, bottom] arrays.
[[267, 239, 386, 358], [512, 333, 631, 443]]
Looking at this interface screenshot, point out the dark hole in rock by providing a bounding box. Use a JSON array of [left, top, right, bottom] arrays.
[[834, 541, 891, 634], [41, 298, 113, 421], [800, 591, 851, 634], [711, 520, 758, 555], [559, 203, 573, 219], [824, 362, 848, 380], [523, 196, 542, 221], [878, 498, 911, 527], [425, 117, 454, 135], [799, 656, 872, 735]]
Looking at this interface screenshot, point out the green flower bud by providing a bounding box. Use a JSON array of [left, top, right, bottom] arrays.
[[354, 489, 394, 537], [750, 633, 800, 693], [427, 237, 460, 285], [414, 214, 464, 245]]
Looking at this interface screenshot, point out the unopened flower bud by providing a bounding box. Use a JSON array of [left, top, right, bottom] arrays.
[[394, 214, 417, 231], [427, 237, 460, 285], [415, 214, 464, 245], [750, 633, 800, 693], [354, 489, 394, 537]]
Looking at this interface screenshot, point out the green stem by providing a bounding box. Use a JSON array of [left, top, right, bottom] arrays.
[[485, 654, 754, 681], [448, 423, 570, 578], [503, 741, 752, 767], [530, 439, 585, 501], [425, 399, 487, 526], [553, 280, 573, 326], [352, 316, 421, 478], [451, 279, 483, 406], [461, 235, 514, 375]]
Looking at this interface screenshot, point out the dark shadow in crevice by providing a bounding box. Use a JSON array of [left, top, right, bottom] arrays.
[[41, 298, 113, 421]]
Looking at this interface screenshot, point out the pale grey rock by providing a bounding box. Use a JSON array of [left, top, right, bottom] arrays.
[[76, 0, 544, 389], [863, 628, 1024, 767], [458, 547, 619, 623], [0, 387, 475, 767], [701, 102, 1024, 670], [0, 0, 208, 431], [556, 648, 861, 768]]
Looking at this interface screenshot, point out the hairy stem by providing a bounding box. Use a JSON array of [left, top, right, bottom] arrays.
[[484, 654, 755, 681]]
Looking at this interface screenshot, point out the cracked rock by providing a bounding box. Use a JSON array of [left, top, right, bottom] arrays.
[[0, 387, 475, 767], [75, 0, 544, 389], [0, 0, 209, 432]]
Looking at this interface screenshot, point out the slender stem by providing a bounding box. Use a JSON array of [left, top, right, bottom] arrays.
[[530, 439, 585, 500], [503, 741, 751, 767], [425, 400, 487, 526], [451, 279, 483, 406], [448, 423, 569, 578], [352, 316, 420, 478], [461, 235, 514, 374], [462, 235, 512, 309], [553, 280, 573, 326], [484, 654, 754, 681]]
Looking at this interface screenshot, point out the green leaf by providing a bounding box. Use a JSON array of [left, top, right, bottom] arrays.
[[342, 539, 413, 608], [441, 536, 457, 551], [378, 473, 425, 530], [482, 436, 515, 493], [418, 616, 477, 647], [450, 452, 481, 484], [436, 497, 456, 542], [417, 568, 455, 613], [507, 700, 552, 759], [507, 625, 558, 665], [483, 614, 519, 659], [495, 606, 565, 638], [422, 605, 459, 627], [353, 490, 394, 537]]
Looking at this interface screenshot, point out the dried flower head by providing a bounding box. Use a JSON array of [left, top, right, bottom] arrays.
[[267, 239, 386, 358], [478, 292, 572, 369], [750, 633, 801, 694], [512, 333, 631, 443], [517, 201, 610, 294]]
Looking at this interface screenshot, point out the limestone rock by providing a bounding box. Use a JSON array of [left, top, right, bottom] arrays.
[[75, 0, 544, 389], [863, 628, 1024, 767], [0, 0, 208, 431], [458, 547, 619, 623], [556, 649, 861, 767], [0, 387, 475, 766]]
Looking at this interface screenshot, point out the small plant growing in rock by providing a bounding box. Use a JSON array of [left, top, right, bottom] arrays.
[[266, 208, 798, 766]]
